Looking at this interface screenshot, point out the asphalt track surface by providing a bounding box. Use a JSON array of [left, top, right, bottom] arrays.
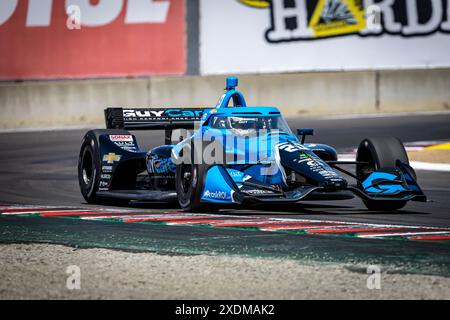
[[1, 113, 450, 275]]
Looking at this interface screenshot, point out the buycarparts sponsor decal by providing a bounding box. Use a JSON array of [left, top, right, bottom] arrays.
[[123, 109, 204, 121]]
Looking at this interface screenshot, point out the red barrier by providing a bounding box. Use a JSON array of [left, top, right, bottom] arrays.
[[0, 0, 185, 80]]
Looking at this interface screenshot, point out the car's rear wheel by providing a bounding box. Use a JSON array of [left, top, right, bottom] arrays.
[[356, 137, 412, 211], [78, 130, 130, 205]]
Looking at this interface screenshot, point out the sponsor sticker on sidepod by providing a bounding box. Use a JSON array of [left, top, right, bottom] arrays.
[[109, 135, 133, 142], [203, 190, 231, 200]]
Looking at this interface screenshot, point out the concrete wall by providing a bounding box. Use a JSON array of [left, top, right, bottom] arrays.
[[379, 69, 450, 113], [1, 69, 449, 129]]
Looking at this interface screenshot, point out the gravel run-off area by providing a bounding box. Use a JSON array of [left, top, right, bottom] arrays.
[[0, 244, 449, 300]]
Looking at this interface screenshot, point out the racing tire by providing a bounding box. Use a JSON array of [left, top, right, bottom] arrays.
[[356, 137, 413, 211], [175, 138, 225, 212], [78, 129, 130, 205], [175, 163, 218, 212], [78, 131, 102, 204]]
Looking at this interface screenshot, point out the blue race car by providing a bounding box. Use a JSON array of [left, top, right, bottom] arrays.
[[78, 77, 426, 211]]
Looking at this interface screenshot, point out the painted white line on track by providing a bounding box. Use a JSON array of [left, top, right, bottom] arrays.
[[0, 208, 127, 215], [338, 157, 356, 162], [357, 231, 450, 238], [2, 205, 450, 241], [410, 161, 450, 172], [0, 209, 91, 215], [75, 211, 450, 232], [81, 214, 224, 220]]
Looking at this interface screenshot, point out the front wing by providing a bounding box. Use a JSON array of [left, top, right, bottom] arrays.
[[199, 164, 427, 205]]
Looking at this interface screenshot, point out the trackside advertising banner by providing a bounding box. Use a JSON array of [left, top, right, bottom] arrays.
[[0, 0, 185, 80], [200, 0, 450, 74]]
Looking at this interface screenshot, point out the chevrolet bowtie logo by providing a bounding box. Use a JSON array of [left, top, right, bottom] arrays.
[[103, 153, 121, 164]]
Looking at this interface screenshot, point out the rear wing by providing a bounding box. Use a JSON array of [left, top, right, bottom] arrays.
[[105, 107, 207, 144]]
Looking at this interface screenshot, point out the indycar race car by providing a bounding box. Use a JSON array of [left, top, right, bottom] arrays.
[[78, 77, 426, 211]]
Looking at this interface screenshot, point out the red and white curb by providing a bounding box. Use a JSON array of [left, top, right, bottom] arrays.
[[1, 205, 450, 243]]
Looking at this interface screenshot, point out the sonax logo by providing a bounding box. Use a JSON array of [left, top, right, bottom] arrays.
[[109, 135, 133, 142]]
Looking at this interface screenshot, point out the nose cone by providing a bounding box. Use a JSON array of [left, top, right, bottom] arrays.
[[277, 141, 348, 189]]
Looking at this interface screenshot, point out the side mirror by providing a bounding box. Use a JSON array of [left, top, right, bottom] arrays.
[[297, 128, 314, 144]]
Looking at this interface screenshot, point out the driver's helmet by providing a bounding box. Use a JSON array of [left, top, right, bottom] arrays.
[[228, 117, 258, 136]]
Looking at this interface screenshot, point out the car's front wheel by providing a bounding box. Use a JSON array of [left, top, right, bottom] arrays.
[[175, 163, 217, 212], [356, 136, 412, 212]]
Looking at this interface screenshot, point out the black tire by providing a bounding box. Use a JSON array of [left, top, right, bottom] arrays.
[[174, 138, 222, 212], [175, 162, 218, 212], [356, 137, 413, 211], [78, 129, 130, 205], [78, 131, 102, 204]]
